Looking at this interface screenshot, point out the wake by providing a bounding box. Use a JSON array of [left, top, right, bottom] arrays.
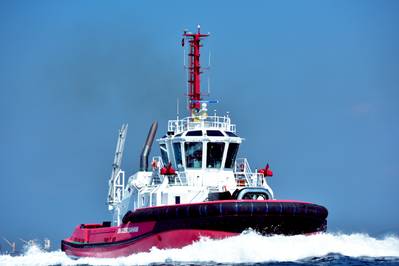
[[1, 232, 399, 265]]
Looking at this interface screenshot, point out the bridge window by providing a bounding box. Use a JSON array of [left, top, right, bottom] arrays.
[[186, 130, 203, 136], [160, 144, 168, 164], [173, 142, 182, 167], [207, 142, 225, 168], [206, 130, 224, 137], [225, 131, 238, 137], [185, 142, 203, 168], [225, 143, 239, 168]]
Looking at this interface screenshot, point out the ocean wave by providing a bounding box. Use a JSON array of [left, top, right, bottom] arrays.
[[1, 232, 399, 265]]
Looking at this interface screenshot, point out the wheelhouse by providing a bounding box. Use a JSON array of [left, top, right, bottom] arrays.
[[158, 127, 242, 171]]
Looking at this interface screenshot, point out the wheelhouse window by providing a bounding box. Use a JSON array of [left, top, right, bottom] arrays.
[[225, 131, 238, 137], [225, 143, 239, 169], [207, 142, 225, 168], [173, 142, 182, 167], [206, 130, 224, 137], [160, 144, 168, 164], [186, 130, 203, 136], [185, 142, 203, 168]]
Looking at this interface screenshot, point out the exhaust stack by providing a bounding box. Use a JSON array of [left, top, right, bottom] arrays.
[[140, 121, 158, 171]]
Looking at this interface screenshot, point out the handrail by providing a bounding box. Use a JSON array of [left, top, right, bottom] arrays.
[[168, 115, 236, 134], [150, 156, 164, 185], [234, 158, 269, 187]]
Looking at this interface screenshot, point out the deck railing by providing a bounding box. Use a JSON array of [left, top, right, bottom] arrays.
[[168, 115, 236, 134], [234, 158, 267, 187]]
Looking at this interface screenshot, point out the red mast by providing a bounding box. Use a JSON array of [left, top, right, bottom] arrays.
[[182, 25, 209, 115]]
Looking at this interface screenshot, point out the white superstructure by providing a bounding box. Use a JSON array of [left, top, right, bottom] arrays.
[[107, 26, 274, 225], [108, 107, 274, 225]]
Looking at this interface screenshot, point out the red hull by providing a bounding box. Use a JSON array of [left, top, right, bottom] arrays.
[[62, 200, 328, 258], [63, 229, 237, 258]]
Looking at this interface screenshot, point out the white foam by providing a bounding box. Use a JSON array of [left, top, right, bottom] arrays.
[[1, 232, 399, 265]]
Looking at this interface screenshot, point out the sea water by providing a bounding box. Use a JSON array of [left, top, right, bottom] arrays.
[[1, 231, 399, 266]]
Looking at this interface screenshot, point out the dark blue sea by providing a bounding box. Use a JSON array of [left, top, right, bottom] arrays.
[[1, 232, 398, 265]]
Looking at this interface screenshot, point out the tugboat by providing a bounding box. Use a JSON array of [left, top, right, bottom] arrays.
[[62, 26, 328, 258]]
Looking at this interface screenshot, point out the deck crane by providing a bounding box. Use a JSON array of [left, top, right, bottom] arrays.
[[2, 237, 16, 254], [107, 124, 128, 225]]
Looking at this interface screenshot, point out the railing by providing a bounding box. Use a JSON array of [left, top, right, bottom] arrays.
[[151, 156, 188, 186], [234, 158, 267, 187], [168, 115, 236, 134], [150, 156, 164, 185], [176, 171, 188, 185]]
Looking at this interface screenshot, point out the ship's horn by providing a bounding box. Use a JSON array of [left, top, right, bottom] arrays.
[[140, 121, 158, 171]]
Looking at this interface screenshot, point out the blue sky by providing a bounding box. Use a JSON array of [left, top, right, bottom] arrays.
[[0, 0, 398, 250]]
